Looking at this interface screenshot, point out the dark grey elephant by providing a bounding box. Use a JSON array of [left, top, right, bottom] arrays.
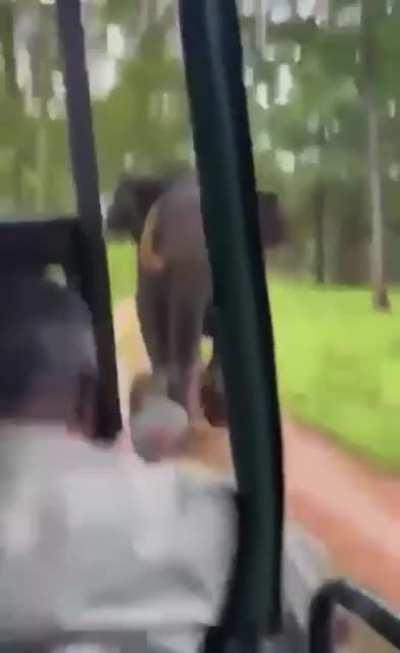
[[107, 169, 287, 420]]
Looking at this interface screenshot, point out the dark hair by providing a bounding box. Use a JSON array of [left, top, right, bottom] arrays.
[[0, 275, 96, 414]]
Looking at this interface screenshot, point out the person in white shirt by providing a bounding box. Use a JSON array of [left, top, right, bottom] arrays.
[[0, 275, 236, 653]]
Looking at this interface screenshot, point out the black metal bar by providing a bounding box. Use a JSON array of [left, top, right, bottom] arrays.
[[55, 0, 121, 441], [0, 218, 77, 271], [179, 0, 283, 643], [0, 628, 148, 651], [0, 214, 73, 223], [309, 580, 400, 653]]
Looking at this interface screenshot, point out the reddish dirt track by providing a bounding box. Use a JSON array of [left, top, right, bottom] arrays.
[[284, 418, 400, 606], [114, 298, 400, 608]]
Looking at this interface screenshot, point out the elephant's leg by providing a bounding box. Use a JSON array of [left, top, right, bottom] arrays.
[[136, 269, 168, 386], [166, 264, 209, 419], [167, 299, 204, 418]]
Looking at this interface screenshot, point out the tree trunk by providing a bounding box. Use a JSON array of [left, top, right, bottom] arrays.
[[0, 3, 25, 212], [362, 0, 390, 310], [147, 0, 158, 24], [34, 100, 48, 214], [30, 5, 52, 214], [316, 0, 334, 25], [289, 0, 297, 19], [13, 151, 23, 210], [0, 3, 18, 97], [325, 0, 333, 26], [366, 87, 389, 309], [254, 0, 268, 57], [333, 215, 368, 286], [313, 182, 326, 284]]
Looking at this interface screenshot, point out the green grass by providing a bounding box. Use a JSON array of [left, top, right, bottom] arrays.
[[269, 278, 400, 471], [107, 242, 400, 470], [107, 241, 136, 306]]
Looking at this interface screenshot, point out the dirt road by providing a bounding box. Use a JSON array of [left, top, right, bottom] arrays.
[[114, 298, 400, 609]]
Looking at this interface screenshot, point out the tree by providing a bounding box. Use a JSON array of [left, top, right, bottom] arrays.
[[0, 1, 24, 211], [244, 0, 400, 299], [361, 0, 390, 310], [260, 31, 363, 283], [93, 1, 190, 189]]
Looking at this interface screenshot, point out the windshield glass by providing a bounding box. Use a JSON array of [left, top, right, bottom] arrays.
[[1, 1, 399, 650]]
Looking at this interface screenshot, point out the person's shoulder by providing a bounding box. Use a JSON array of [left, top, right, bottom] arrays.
[[32, 436, 115, 484], [22, 433, 131, 514]]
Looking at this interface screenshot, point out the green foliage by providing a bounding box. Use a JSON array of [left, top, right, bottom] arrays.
[[245, 0, 400, 288], [93, 56, 189, 189], [107, 241, 137, 306], [102, 0, 141, 24]]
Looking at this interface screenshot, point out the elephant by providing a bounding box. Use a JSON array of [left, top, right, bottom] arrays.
[[107, 169, 287, 421]]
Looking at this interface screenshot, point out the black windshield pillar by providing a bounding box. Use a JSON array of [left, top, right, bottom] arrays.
[[179, 0, 283, 646], [55, 0, 121, 441]]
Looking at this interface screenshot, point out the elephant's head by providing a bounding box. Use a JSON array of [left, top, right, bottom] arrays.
[[257, 191, 288, 249], [106, 174, 170, 243]]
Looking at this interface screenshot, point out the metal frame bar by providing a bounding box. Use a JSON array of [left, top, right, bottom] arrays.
[[309, 579, 400, 653], [0, 628, 147, 652], [179, 0, 283, 646], [55, 0, 121, 441]]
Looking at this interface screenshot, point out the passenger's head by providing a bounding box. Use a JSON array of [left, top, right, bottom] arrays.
[[0, 275, 97, 438]]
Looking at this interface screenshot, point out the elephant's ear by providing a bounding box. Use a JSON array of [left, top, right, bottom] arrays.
[[133, 177, 168, 215], [257, 191, 288, 249], [119, 175, 167, 243]]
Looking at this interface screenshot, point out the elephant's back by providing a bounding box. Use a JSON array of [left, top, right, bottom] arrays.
[[156, 174, 208, 265]]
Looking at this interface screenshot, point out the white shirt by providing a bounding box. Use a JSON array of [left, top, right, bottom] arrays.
[[0, 423, 237, 652]]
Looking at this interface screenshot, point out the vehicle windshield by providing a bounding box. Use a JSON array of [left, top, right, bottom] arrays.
[[1, 1, 400, 651]]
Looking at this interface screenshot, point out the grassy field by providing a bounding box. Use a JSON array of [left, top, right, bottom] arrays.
[[108, 242, 400, 471], [107, 241, 136, 304], [269, 278, 400, 471]]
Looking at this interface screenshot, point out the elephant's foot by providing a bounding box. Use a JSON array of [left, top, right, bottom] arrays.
[[200, 362, 227, 427]]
